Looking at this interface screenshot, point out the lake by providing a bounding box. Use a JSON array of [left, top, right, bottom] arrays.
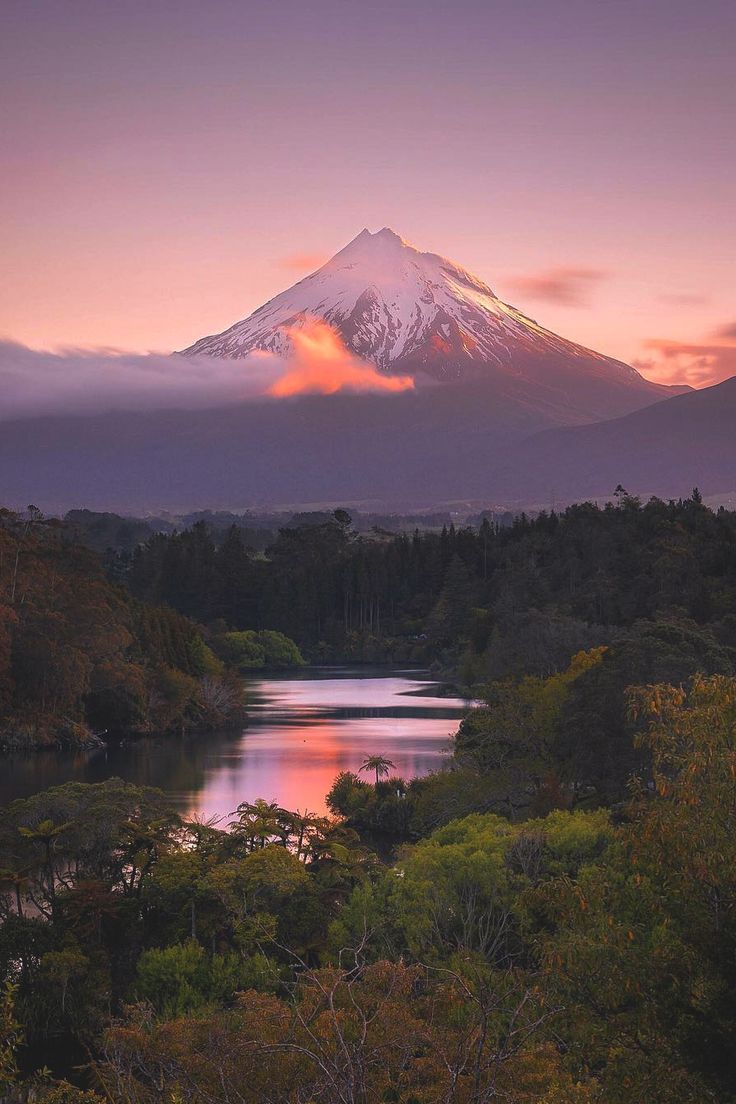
[[0, 668, 471, 820]]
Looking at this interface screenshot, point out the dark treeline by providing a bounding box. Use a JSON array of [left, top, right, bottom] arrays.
[[64, 506, 468, 562], [121, 492, 736, 667], [0, 509, 244, 749]]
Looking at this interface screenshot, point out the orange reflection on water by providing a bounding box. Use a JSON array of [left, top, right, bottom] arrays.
[[183, 672, 469, 821], [0, 673, 470, 823]]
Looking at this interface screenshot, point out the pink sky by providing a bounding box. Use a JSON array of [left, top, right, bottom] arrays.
[[1, 1, 734, 387]]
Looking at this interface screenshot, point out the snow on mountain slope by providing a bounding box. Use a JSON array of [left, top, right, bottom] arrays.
[[181, 228, 679, 411]]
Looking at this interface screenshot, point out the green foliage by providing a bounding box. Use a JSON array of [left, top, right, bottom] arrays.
[[392, 812, 517, 961], [134, 941, 272, 1017], [454, 647, 606, 815], [389, 808, 612, 963], [405, 766, 496, 835], [556, 618, 732, 800], [217, 630, 266, 668], [0, 778, 181, 922], [326, 770, 412, 836], [327, 807, 613, 969], [534, 676, 736, 1101], [122, 496, 736, 677], [0, 980, 22, 1089], [326, 770, 374, 819], [217, 629, 305, 669]]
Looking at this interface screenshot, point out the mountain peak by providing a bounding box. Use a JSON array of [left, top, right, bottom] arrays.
[[354, 226, 405, 242], [374, 226, 406, 244], [337, 226, 410, 260], [180, 230, 679, 408]]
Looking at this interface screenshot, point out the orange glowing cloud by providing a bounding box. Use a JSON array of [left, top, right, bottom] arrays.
[[268, 319, 415, 397], [634, 337, 736, 388]]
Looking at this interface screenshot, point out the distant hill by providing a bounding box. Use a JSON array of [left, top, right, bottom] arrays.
[[496, 375, 736, 505], [0, 374, 648, 514], [0, 375, 731, 514]]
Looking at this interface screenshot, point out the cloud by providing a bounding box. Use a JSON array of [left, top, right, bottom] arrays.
[[278, 252, 327, 273], [0, 341, 279, 420], [0, 320, 413, 420], [269, 320, 414, 396], [508, 267, 608, 307], [713, 321, 736, 341], [634, 339, 736, 388]]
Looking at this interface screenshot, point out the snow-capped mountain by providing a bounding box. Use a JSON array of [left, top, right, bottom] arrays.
[[182, 227, 678, 411], [0, 229, 705, 515]]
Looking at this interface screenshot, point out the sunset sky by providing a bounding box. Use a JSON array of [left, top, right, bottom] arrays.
[[2, 0, 734, 387]]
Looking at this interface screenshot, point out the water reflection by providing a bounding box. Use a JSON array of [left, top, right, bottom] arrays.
[[0, 669, 470, 818]]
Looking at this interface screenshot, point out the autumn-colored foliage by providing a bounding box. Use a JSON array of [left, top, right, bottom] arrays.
[[0, 509, 243, 746]]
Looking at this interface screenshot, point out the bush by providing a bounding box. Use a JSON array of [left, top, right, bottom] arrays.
[[134, 941, 274, 1017], [217, 630, 305, 670]]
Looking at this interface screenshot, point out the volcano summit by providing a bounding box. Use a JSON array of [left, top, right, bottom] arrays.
[[183, 227, 681, 419]]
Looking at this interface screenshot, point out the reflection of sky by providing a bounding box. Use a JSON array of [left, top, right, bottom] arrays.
[[0, 672, 470, 820], [191, 715, 457, 820], [248, 675, 466, 717], [186, 673, 469, 819]]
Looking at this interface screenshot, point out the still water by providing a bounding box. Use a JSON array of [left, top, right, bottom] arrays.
[[0, 669, 470, 819]]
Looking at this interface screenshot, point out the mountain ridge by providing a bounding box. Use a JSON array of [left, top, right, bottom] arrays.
[[494, 374, 736, 504], [1, 373, 729, 515]]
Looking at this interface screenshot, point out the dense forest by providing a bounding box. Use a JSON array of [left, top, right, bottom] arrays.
[[2, 492, 736, 1101], [0, 509, 245, 748], [120, 491, 736, 675], [117, 492, 736, 810], [2, 678, 736, 1102]]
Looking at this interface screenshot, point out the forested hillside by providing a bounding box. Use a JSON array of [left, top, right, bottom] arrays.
[[0, 509, 244, 748]]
